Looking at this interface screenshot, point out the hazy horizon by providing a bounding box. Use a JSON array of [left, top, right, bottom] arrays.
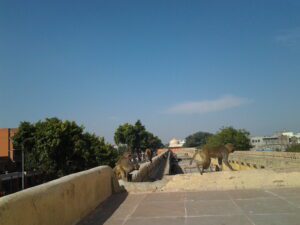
[[1, 1, 300, 143]]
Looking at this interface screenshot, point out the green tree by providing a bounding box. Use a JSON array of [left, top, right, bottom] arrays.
[[286, 144, 300, 152], [184, 131, 213, 147], [206, 127, 252, 150], [141, 132, 164, 150], [114, 120, 163, 154], [114, 123, 137, 153], [13, 118, 118, 179], [13, 121, 37, 171]]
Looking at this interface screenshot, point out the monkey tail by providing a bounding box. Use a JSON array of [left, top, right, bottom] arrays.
[[190, 152, 197, 165], [189, 159, 194, 165]]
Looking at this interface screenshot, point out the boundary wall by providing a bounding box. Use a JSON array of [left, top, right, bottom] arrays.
[[0, 166, 120, 225], [227, 151, 300, 170], [131, 150, 170, 182], [183, 148, 300, 170]]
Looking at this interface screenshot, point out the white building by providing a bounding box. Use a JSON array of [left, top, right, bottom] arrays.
[[250, 131, 300, 151], [169, 138, 185, 148], [281, 132, 294, 137], [282, 132, 300, 144], [250, 136, 265, 149], [295, 133, 300, 143]]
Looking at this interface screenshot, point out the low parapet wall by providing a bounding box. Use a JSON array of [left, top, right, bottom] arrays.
[[0, 166, 120, 225], [228, 151, 300, 170], [131, 150, 170, 182], [163, 151, 172, 175], [184, 148, 300, 170]]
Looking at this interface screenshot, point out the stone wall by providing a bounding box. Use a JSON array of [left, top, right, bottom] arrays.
[[185, 149, 300, 170], [131, 150, 170, 182], [0, 166, 120, 225], [227, 151, 300, 170]]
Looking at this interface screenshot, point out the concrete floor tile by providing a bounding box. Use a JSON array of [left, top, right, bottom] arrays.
[[285, 197, 300, 208], [249, 213, 300, 225], [186, 191, 230, 201], [107, 204, 137, 220], [103, 219, 125, 225], [78, 188, 300, 225], [119, 193, 147, 204], [125, 217, 185, 225], [143, 192, 185, 202], [235, 198, 298, 215], [107, 194, 147, 219], [186, 215, 253, 225], [77, 194, 127, 224], [81, 218, 124, 225], [186, 200, 242, 216], [267, 188, 300, 198], [77, 193, 140, 224], [227, 189, 275, 200], [131, 201, 185, 218]]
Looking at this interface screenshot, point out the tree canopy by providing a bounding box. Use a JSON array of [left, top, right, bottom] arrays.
[[286, 144, 300, 152], [184, 131, 213, 147], [114, 120, 163, 153], [206, 127, 252, 150], [13, 118, 118, 179]]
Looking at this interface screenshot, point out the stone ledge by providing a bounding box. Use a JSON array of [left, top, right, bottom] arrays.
[[0, 166, 119, 225]]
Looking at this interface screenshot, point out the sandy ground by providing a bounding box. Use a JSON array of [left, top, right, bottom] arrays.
[[158, 152, 300, 192], [120, 169, 300, 193], [120, 153, 300, 193], [160, 169, 300, 192]]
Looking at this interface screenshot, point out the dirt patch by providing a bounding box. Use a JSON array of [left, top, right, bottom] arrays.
[[159, 169, 300, 192]]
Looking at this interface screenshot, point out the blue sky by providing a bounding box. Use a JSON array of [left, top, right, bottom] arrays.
[[1, 0, 300, 143]]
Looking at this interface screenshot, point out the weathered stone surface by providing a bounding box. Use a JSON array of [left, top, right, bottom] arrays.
[[0, 166, 119, 225], [161, 170, 300, 192], [130, 151, 170, 182], [78, 188, 300, 225]]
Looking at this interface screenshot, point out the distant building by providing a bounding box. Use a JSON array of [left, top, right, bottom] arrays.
[[0, 128, 19, 173], [250, 131, 300, 151], [250, 136, 265, 150], [169, 138, 185, 148], [282, 132, 300, 144]]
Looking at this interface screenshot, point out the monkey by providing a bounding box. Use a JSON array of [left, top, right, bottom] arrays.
[[215, 164, 221, 171], [189, 150, 211, 175], [114, 152, 140, 181], [113, 152, 140, 181], [189, 143, 235, 175], [145, 148, 153, 163]]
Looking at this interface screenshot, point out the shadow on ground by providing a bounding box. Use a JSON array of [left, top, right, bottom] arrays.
[[77, 192, 129, 225]]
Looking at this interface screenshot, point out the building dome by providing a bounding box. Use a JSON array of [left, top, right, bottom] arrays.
[[169, 138, 183, 148]]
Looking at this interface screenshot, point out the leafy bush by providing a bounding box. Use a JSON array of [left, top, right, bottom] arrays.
[[13, 118, 118, 179], [184, 131, 213, 147], [286, 144, 300, 152], [114, 120, 163, 153], [206, 127, 252, 150]]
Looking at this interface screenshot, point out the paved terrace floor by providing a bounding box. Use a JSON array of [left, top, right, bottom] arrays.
[[78, 188, 300, 225]]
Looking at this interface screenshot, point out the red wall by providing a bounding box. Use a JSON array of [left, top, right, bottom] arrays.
[[0, 128, 18, 160]]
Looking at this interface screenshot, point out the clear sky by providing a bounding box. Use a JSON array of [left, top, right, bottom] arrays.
[[1, 0, 300, 143]]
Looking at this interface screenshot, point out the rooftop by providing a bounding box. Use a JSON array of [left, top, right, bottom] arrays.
[[78, 188, 300, 225]]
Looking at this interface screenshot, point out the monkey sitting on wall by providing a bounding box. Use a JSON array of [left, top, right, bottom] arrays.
[[189, 143, 235, 175], [145, 148, 153, 163], [113, 152, 140, 181]]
